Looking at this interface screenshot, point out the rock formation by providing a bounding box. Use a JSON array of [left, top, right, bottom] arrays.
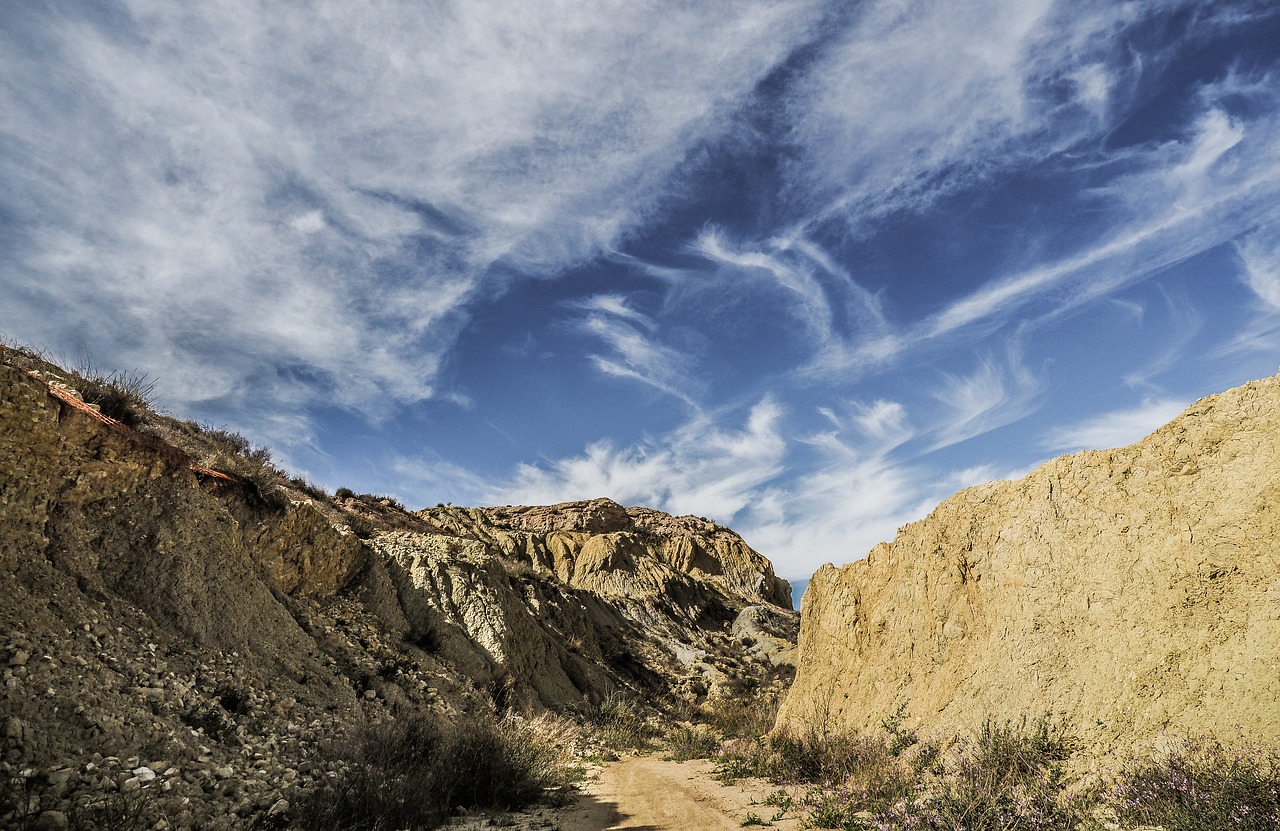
[[0, 348, 795, 827], [778, 374, 1280, 761]]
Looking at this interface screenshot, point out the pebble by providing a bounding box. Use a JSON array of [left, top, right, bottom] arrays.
[[46, 768, 76, 787]]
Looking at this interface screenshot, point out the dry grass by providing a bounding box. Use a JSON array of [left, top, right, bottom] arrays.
[[711, 712, 1280, 831], [293, 709, 580, 831]]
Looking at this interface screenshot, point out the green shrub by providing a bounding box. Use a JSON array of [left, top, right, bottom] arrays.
[[344, 514, 378, 539], [881, 702, 918, 757], [290, 477, 328, 500], [357, 492, 407, 512], [715, 713, 1085, 830]]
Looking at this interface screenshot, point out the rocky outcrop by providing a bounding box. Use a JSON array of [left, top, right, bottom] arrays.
[[421, 500, 792, 608], [0, 350, 796, 826], [404, 501, 795, 708], [779, 374, 1280, 762]]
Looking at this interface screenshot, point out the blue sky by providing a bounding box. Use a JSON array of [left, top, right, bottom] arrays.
[[4, 1, 1280, 581]]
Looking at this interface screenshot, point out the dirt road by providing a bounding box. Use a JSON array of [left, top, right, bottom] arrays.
[[556, 756, 803, 831], [450, 754, 804, 831]]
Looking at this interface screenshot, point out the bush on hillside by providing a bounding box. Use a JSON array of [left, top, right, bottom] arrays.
[[77, 368, 158, 427], [293, 710, 577, 831]]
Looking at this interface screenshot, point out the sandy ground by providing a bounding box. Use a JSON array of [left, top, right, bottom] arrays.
[[451, 755, 805, 831]]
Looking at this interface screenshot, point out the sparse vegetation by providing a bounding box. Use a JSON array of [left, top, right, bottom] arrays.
[[338, 491, 408, 512], [703, 705, 1280, 831], [1108, 737, 1280, 831], [0, 340, 327, 512], [76, 367, 158, 428], [293, 710, 579, 831], [667, 723, 721, 761], [290, 476, 328, 500], [1, 341, 159, 427], [583, 692, 662, 753], [343, 513, 379, 539]]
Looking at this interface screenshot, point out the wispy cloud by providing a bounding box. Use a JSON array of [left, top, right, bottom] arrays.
[[0, 0, 826, 446], [489, 397, 787, 522], [925, 353, 1042, 451], [798, 72, 1280, 376], [1044, 398, 1189, 453], [1237, 226, 1280, 311], [694, 229, 837, 349], [1121, 287, 1204, 392], [784, 0, 1130, 227], [740, 412, 1016, 579], [479, 391, 933, 578], [576, 295, 701, 408]]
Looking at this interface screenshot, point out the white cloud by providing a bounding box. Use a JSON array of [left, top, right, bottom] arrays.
[[694, 229, 837, 348], [290, 211, 327, 235], [579, 295, 656, 330], [784, 0, 1137, 227], [925, 354, 1042, 451], [801, 66, 1280, 377], [1238, 227, 1280, 310], [577, 297, 701, 407], [739, 421, 1014, 580], [852, 400, 913, 448], [481, 390, 932, 579], [1171, 109, 1245, 188], [1044, 398, 1189, 453], [1120, 288, 1203, 391], [490, 397, 787, 522], [389, 456, 497, 509], [739, 457, 923, 579], [808, 398, 914, 455], [0, 0, 826, 444]]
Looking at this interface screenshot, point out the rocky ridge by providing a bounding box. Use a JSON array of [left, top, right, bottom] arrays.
[[778, 373, 1280, 762], [0, 348, 795, 828]]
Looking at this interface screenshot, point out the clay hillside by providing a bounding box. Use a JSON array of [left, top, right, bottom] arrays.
[[779, 372, 1280, 763], [0, 346, 796, 828]]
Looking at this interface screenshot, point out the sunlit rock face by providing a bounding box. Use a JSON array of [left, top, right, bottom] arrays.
[[420, 498, 792, 610], [780, 373, 1280, 763]]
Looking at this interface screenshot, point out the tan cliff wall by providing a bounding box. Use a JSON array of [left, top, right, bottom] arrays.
[[778, 374, 1280, 761]]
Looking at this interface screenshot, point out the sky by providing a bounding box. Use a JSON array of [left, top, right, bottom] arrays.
[[4, 1, 1280, 583]]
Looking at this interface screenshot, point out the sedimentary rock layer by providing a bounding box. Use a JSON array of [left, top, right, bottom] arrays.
[[779, 374, 1280, 760]]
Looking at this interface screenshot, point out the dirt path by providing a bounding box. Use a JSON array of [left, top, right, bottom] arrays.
[[450, 755, 804, 831], [556, 756, 803, 831]]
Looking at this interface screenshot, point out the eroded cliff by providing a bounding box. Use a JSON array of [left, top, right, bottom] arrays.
[[0, 349, 794, 827], [779, 374, 1280, 761]]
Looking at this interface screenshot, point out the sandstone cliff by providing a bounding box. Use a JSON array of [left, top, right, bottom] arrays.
[[779, 374, 1280, 762], [0, 348, 794, 827]]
